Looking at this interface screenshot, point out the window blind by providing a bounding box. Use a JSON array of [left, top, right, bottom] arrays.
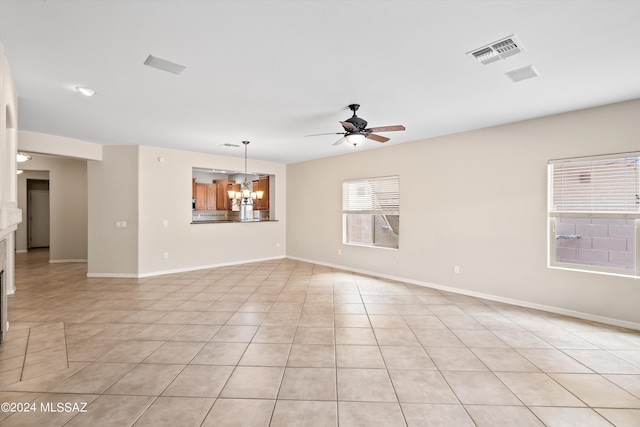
[[343, 176, 399, 214], [549, 154, 640, 212]]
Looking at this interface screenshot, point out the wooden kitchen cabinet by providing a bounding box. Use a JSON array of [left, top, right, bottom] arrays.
[[194, 183, 207, 210], [252, 175, 270, 210], [194, 182, 217, 210], [215, 180, 238, 210], [205, 184, 217, 210]]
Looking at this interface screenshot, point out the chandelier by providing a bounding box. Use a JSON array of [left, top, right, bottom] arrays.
[[227, 141, 264, 204]]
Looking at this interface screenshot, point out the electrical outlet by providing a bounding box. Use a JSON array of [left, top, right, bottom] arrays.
[[163, 220, 169, 227], [163, 252, 169, 259], [115, 221, 127, 228], [276, 242, 280, 248], [453, 265, 460, 274], [338, 249, 342, 256]]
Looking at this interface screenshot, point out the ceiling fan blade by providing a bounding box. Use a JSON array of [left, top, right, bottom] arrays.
[[365, 133, 390, 143], [332, 137, 345, 146], [304, 132, 345, 137], [340, 121, 359, 132], [365, 125, 406, 133]]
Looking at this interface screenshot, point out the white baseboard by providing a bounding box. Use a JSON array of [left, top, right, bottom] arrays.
[[86, 256, 286, 279], [86, 272, 139, 278], [15, 249, 27, 253], [287, 256, 640, 331], [136, 256, 286, 278], [49, 259, 87, 264]]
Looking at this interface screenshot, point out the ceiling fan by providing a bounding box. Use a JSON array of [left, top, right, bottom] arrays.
[[306, 104, 405, 147]]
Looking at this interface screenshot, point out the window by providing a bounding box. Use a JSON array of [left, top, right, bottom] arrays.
[[548, 153, 639, 277], [343, 176, 399, 249]]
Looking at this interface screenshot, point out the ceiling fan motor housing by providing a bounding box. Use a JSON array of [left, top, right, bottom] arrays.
[[345, 116, 368, 131], [345, 104, 367, 131]]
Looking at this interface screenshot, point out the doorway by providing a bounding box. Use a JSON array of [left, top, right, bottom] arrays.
[[27, 179, 50, 249]]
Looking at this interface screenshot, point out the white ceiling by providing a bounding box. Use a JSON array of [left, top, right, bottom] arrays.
[[1, 0, 639, 164]]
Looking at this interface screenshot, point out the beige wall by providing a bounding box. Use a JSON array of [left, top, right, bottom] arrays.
[[18, 130, 102, 161], [137, 145, 286, 275], [16, 155, 88, 261], [0, 46, 18, 207], [11, 94, 639, 327], [87, 145, 139, 276], [88, 145, 287, 277], [16, 128, 101, 264], [0, 43, 20, 326], [286, 98, 640, 327]]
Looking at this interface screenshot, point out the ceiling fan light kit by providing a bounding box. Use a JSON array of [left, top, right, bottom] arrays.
[[344, 133, 365, 147], [306, 103, 405, 148]]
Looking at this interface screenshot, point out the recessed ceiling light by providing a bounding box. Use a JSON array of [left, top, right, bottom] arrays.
[[16, 152, 32, 162], [75, 86, 95, 97]]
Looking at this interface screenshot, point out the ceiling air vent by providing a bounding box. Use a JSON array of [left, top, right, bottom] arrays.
[[468, 36, 523, 65], [143, 55, 186, 75], [505, 65, 539, 83], [220, 143, 241, 148]]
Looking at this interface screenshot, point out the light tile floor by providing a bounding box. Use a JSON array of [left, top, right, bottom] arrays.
[[1, 249, 639, 426]]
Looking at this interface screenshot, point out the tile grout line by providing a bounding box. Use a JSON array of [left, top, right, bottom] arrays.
[[17, 326, 31, 382]]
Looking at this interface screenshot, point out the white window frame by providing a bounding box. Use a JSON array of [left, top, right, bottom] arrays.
[[548, 152, 640, 278], [342, 175, 399, 249]]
